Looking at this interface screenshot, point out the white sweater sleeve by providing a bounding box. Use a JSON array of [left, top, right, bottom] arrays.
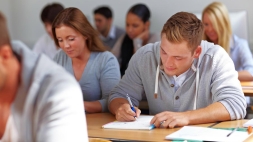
[[36, 75, 88, 142]]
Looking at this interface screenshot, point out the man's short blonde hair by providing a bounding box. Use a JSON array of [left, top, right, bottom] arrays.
[[161, 12, 204, 52]]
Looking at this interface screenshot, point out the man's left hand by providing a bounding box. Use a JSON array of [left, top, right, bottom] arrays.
[[150, 111, 190, 128]]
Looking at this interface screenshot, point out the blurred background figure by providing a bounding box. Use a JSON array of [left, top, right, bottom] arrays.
[[111, 3, 160, 76], [0, 12, 88, 142], [202, 2, 253, 81], [33, 3, 64, 59], [93, 6, 125, 49], [53, 7, 120, 113]]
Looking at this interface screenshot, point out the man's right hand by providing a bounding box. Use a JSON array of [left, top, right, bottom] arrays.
[[115, 103, 141, 121]]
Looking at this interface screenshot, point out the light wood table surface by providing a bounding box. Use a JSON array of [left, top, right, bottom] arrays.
[[87, 113, 253, 142], [241, 81, 253, 96]]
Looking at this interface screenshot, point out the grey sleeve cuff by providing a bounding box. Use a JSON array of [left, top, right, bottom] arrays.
[[219, 100, 246, 120], [99, 99, 108, 112]]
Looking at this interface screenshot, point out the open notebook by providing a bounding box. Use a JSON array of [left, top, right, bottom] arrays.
[[102, 115, 155, 130], [165, 126, 251, 142]]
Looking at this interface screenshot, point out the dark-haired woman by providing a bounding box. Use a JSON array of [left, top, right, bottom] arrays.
[[111, 4, 160, 76]]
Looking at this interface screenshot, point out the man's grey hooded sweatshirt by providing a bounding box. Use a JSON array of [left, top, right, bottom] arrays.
[[109, 40, 247, 120], [5, 41, 88, 142]]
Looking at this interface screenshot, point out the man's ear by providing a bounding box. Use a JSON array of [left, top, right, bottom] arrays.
[[193, 46, 202, 58], [0, 45, 13, 60]]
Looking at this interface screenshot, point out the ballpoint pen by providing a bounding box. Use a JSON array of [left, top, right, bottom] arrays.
[[227, 127, 238, 137], [126, 94, 137, 119]]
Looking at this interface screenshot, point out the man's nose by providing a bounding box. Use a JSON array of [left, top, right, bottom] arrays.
[[165, 57, 174, 67]]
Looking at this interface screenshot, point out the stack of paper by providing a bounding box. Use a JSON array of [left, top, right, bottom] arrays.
[[165, 126, 251, 142], [102, 115, 155, 130], [243, 119, 253, 127]]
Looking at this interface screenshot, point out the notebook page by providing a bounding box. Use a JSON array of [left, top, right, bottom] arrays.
[[102, 115, 154, 130], [165, 126, 250, 142], [243, 119, 253, 127]]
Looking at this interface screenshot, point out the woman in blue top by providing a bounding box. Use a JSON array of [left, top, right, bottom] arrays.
[[52, 7, 120, 113], [202, 2, 253, 81]]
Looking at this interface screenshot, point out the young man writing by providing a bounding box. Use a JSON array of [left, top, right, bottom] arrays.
[[108, 12, 246, 128]]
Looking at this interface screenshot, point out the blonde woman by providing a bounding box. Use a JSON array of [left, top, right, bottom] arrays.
[[202, 2, 253, 81]]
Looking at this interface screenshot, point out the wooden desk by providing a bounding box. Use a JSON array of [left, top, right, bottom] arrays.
[[87, 113, 253, 142], [241, 81, 253, 96]]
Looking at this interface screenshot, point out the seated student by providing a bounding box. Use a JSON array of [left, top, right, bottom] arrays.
[[93, 6, 125, 49], [111, 3, 160, 76], [0, 12, 88, 141], [202, 2, 253, 81], [33, 3, 64, 59], [53, 7, 121, 113], [108, 12, 246, 128]]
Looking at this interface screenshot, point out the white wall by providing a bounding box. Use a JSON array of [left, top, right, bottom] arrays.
[[0, 0, 12, 38], [1, 0, 253, 49]]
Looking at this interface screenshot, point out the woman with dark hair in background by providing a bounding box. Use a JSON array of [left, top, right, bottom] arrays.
[[52, 7, 120, 113], [111, 3, 160, 76]]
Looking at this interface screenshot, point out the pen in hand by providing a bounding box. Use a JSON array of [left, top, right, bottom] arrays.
[[227, 127, 238, 137], [126, 94, 137, 119]]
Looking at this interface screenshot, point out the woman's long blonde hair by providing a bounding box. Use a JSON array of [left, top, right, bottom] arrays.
[[202, 2, 232, 53]]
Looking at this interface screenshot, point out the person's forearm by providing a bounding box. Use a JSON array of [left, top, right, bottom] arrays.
[[238, 70, 253, 81], [84, 101, 102, 113], [109, 98, 129, 115], [186, 102, 230, 125]]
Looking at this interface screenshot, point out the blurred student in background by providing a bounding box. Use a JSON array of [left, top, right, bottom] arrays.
[[202, 2, 253, 81], [0, 12, 88, 142], [53, 7, 120, 113], [33, 3, 64, 59], [111, 3, 160, 76], [93, 6, 125, 49]]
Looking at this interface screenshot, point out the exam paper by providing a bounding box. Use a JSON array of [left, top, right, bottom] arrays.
[[243, 119, 253, 127], [102, 115, 154, 130], [165, 126, 250, 142]]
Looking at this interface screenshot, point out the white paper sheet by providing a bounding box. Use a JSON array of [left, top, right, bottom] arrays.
[[165, 126, 251, 142], [243, 119, 253, 127], [102, 115, 155, 130]]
